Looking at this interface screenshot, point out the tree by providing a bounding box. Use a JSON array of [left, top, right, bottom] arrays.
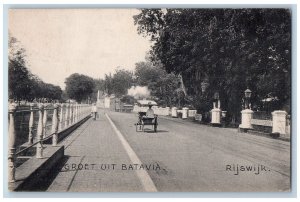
[[91, 78, 106, 102], [9, 35, 63, 102], [8, 35, 32, 100], [103, 69, 133, 97], [65, 73, 95, 103], [111, 69, 133, 97], [134, 61, 179, 106], [134, 9, 291, 122]]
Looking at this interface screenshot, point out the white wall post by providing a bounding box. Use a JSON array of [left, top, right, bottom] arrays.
[[211, 108, 222, 125], [182, 107, 189, 119], [171, 107, 178, 117], [239, 109, 253, 131], [272, 110, 287, 135], [165, 107, 170, 116]]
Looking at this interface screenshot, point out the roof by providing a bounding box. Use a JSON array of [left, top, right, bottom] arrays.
[[262, 97, 279, 102], [137, 100, 157, 106]]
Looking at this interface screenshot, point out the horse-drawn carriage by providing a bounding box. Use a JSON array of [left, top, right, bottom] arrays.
[[134, 100, 158, 132], [135, 112, 158, 132]]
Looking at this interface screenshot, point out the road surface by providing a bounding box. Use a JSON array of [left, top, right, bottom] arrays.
[[45, 109, 290, 192]]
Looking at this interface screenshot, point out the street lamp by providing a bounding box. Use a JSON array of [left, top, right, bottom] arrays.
[[201, 80, 209, 93], [244, 88, 252, 109], [213, 92, 220, 109], [213, 92, 219, 100]]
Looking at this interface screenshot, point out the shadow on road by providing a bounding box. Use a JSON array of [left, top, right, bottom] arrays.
[[141, 129, 169, 133]]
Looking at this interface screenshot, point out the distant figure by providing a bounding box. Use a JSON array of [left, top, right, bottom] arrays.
[[146, 102, 155, 118], [91, 103, 97, 120]]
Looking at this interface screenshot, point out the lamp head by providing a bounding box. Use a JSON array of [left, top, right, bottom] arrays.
[[244, 89, 252, 98]]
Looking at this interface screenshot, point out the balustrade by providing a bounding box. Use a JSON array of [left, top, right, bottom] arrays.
[[8, 102, 92, 182]]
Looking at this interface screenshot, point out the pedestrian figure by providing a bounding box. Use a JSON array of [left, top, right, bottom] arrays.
[[91, 103, 97, 120], [146, 102, 155, 118]]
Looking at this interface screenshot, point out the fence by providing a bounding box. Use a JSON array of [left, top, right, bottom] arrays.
[[8, 102, 92, 182]]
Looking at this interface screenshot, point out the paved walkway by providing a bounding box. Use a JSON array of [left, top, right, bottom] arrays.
[[47, 111, 144, 192]]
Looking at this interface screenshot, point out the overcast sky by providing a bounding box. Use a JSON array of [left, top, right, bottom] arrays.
[[9, 9, 152, 89]]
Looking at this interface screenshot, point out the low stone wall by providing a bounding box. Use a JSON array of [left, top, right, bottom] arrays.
[[188, 110, 197, 117], [10, 146, 64, 191], [133, 106, 197, 117], [240, 110, 290, 139], [133, 106, 170, 116]]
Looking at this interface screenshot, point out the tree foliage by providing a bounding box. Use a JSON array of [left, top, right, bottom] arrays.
[[65, 73, 95, 102], [134, 9, 291, 121], [103, 69, 133, 97], [9, 35, 62, 101], [111, 69, 133, 97], [135, 61, 179, 106]]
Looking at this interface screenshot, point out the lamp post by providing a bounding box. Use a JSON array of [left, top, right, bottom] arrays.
[[200, 80, 209, 94], [211, 91, 221, 126], [213, 92, 220, 109], [239, 88, 253, 132]]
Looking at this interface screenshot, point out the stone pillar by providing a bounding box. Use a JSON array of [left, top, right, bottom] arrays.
[[82, 104, 85, 117], [75, 104, 78, 122], [69, 104, 73, 125], [71, 104, 75, 124], [36, 104, 44, 158], [8, 103, 17, 182], [42, 104, 48, 138], [58, 103, 64, 131], [51, 104, 59, 146], [72, 104, 76, 123], [239, 109, 253, 131], [211, 108, 221, 125], [78, 104, 80, 120], [182, 107, 189, 119], [171, 107, 178, 117], [28, 103, 35, 144], [272, 110, 287, 135], [65, 104, 69, 127]]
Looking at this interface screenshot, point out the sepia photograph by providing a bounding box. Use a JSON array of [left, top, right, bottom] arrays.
[[6, 7, 291, 193]]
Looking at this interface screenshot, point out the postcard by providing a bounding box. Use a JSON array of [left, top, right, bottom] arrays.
[[7, 8, 291, 192]]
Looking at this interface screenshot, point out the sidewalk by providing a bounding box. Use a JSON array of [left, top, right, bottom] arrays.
[[47, 111, 144, 192]]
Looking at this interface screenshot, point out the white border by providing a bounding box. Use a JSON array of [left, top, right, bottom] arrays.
[[1, 0, 299, 200]]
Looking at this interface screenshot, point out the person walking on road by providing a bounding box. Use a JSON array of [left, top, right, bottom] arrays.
[[91, 103, 98, 120]]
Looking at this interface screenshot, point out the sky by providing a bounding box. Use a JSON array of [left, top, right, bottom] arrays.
[[9, 9, 152, 89]]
